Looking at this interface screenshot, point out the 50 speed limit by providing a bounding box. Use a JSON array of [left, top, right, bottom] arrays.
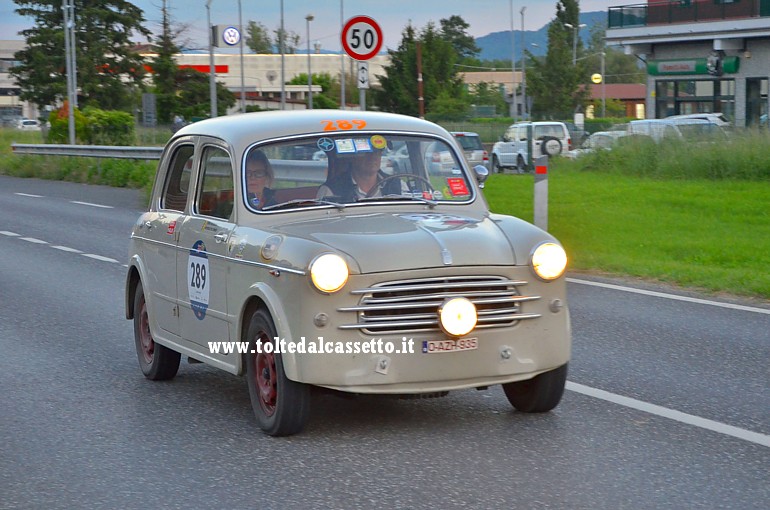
[[341, 16, 383, 61]]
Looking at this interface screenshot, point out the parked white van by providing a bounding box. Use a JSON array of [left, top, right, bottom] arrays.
[[491, 121, 570, 172]]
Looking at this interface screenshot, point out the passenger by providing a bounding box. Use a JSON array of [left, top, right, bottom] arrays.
[[316, 148, 403, 202], [245, 149, 275, 209]]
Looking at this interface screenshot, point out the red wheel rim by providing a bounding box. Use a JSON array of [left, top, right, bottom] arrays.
[[254, 332, 277, 417], [138, 300, 154, 364]]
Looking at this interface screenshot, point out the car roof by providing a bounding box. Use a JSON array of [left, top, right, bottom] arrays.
[[174, 110, 453, 153]]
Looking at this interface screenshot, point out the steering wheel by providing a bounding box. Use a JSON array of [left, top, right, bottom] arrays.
[[365, 174, 435, 198]]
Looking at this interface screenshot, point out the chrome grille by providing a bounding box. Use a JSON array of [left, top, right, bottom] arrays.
[[338, 276, 540, 335]]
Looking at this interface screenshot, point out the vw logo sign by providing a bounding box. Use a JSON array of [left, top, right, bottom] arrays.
[[223, 26, 241, 46]]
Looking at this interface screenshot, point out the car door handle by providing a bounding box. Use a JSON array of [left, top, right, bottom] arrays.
[[144, 221, 153, 229], [214, 232, 228, 243]]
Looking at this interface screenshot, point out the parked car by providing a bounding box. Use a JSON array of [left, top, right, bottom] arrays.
[[565, 130, 628, 159], [16, 118, 41, 131], [451, 131, 489, 171], [628, 118, 728, 143], [125, 110, 571, 436], [491, 121, 570, 173], [664, 112, 731, 128]]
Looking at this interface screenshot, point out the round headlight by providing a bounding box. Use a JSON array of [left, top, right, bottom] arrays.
[[310, 253, 349, 293], [438, 297, 478, 337], [531, 242, 568, 281]]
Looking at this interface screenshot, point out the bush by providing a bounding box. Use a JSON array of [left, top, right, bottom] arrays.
[[83, 107, 136, 145], [47, 102, 89, 143]]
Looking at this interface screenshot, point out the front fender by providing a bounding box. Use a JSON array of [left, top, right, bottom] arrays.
[[237, 282, 300, 381]]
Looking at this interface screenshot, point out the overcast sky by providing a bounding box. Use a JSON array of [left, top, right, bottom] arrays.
[[1, 0, 626, 52]]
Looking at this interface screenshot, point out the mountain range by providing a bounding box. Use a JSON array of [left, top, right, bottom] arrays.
[[475, 11, 607, 61]]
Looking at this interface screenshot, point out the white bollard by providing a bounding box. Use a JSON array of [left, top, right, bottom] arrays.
[[533, 155, 548, 231]]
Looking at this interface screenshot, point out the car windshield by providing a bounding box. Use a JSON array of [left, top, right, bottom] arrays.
[[243, 133, 473, 212]]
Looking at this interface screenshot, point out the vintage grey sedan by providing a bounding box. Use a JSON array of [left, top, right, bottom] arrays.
[[125, 110, 571, 436]]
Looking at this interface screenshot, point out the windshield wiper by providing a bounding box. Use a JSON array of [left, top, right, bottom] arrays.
[[261, 198, 346, 211], [356, 194, 437, 208]]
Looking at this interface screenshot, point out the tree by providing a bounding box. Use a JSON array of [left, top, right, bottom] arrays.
[[468, 81, 507, 116], [288, 72, 338, 108], [11, 0, 150, 112], [525, 0, 587, 118], [175, 68, 235, 120], [375, 21, 467, 117], [274, 27, 300, 54], [245, 21, 272, 53], [152, 0, 180, 123], [583, 21, 645, 85], [439, 15, 479, 61]]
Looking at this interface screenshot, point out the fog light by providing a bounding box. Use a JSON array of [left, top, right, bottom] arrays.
[[438, 297, 477, 337]]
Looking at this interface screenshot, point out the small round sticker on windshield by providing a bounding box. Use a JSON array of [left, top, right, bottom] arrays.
[[370, 135, 387, 150]]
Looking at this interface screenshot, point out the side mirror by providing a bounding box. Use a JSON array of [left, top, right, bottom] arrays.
[[473, 164, 489, 189]]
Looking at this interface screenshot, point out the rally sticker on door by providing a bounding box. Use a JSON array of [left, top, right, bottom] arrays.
[[188, 240, 210, 320]]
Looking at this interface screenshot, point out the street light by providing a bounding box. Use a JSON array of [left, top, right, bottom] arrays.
[[520, 6, 526, 119], [509, 0, 516, 120], [306, 14, 314, 109], [563, 22, 586, 66]]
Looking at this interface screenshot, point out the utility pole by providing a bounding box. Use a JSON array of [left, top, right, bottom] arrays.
[[306, 14, 314, 109], [280, 0, 286, 109], [62, 0, 76, 144]]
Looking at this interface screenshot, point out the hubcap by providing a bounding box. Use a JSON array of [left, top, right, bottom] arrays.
[[254, 333, 277, 417], [139, 301, 154, 364]]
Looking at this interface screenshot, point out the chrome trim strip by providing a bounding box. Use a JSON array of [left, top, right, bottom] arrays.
[[350, 280, 528, 294], [132, 235, 306, 275]]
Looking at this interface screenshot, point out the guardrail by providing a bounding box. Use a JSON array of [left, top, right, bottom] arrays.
[[11, 143, 163, 160]]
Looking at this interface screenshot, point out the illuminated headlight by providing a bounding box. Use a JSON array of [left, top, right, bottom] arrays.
[[310, 253, 349, 293], [531, 242, 568, 281], [438, 297, 477, 337]]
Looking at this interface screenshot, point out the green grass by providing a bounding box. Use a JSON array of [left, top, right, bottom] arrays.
[[485, 170, 770, 298]]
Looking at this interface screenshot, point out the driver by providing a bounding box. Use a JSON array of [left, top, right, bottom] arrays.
[[316, 148, 405, 202]]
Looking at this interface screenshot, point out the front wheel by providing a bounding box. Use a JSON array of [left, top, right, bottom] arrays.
[[502, 364, 567, 413], [245, 309, 310, 436], [516, 155, 527, 173], [133, 281, 180, 380]]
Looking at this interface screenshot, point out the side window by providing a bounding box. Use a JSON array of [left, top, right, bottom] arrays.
[[161, 144, 194, 211], [519, 126, 528, 141], [196, 146, 235, 220]]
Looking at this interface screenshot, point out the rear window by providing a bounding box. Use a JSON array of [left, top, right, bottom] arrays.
[[534, 125, 566, 139], [453, 134, 483, 150]]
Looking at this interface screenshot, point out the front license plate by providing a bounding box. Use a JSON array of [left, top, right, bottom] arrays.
[[422, 338, 478, 354]]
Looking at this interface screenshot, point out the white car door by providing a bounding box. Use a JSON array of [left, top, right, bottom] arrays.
[[176, 143, 236, 348]]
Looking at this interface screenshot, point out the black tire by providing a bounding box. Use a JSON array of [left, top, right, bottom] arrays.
[[245, 309, 310, 436], [133, 282, 180, 381], [541, 136, 563, 157], [492, 155, 504, 173], [516, 155, 527, 173], [502, 363, 567, 413]]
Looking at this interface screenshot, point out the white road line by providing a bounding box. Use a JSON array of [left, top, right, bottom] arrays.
[[0, 231, 21, 236], [14, 192, 43, 198], [19, 237, 48, 244], [81, 253, 120, 263], [567, 277, 770, 315], [52, 245, 83, 254], [567, 382, 770, 448], [70, 200, 114, 209]]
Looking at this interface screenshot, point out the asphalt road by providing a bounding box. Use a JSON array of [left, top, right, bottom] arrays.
[[1, 175, 768, 510]]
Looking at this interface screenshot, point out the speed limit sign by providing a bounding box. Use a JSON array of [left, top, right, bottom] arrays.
[[341, 15, 383, 61]]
